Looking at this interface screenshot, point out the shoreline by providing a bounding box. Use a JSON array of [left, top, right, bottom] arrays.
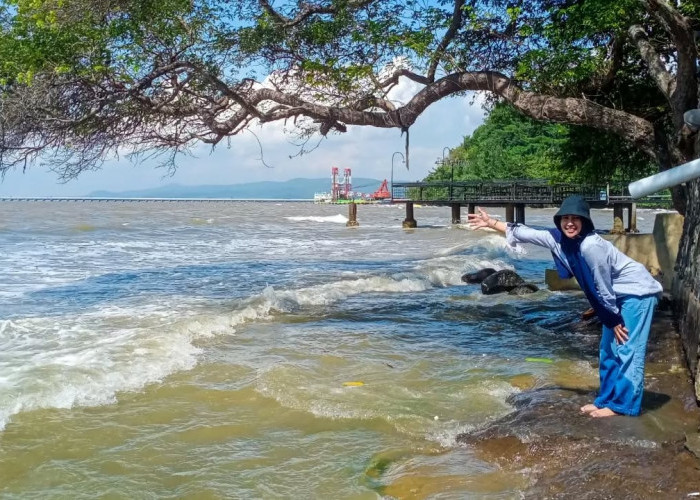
[[456, 306, 700, 497]]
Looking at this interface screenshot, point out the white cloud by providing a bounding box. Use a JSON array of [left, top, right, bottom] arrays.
[[386, 74, 423, 106], [0, 77, 486, 197]]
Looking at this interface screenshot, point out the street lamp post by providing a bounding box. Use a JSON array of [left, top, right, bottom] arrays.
[[442, 147, 454, 200], [442, 147, 453, 182], [391, 151, 405, 200]]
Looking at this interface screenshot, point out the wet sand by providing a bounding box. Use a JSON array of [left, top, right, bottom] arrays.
[[457, 305, 700, 498]]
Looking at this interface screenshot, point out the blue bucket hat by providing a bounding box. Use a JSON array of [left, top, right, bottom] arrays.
[[553, 195, 595, 232]]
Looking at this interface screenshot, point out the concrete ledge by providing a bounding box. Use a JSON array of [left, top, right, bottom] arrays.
[[653, 213, 684, 291], [544, 269, 580, 291]]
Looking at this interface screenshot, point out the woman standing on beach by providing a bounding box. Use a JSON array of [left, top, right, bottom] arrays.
[[468, 195, 663, 418]]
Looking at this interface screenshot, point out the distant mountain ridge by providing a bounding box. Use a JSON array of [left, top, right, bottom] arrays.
[[87, 177, 384, 199]]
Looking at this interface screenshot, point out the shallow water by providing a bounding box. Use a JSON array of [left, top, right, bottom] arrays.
[[0, 201, 673, 498]]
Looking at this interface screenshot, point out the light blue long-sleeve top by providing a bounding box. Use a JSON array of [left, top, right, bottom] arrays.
[[505, 223, 663, 321]]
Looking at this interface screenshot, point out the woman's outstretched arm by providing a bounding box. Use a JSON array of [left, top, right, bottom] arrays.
[[467, 207, 506, 233], [468, 207, 561, 254]]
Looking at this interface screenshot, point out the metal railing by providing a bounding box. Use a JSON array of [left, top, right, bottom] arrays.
[[390, 181, 611, 205]]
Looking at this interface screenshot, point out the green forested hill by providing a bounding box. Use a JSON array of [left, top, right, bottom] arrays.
[[427, 104, 657, 186]]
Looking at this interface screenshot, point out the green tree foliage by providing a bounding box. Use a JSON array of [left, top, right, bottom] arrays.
[[427, 103, 657, 185], [0, 0, 207, 86], [0, 0, 697, 214], [560, 127, 658, 186], [427, 104, 569, 182]]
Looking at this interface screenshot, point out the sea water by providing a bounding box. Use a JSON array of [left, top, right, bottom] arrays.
[[0, 201, 659, 498]]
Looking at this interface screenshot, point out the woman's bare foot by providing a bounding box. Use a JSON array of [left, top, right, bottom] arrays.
[[580, 404, 599, 413], [589, 407, 619, 418]]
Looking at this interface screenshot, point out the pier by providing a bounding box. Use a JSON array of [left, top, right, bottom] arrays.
[[385, 180, 669, 231]]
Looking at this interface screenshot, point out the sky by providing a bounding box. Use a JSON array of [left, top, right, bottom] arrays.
[[0, 79, 487, 197]]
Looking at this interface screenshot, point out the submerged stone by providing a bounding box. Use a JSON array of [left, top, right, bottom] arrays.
[[480, 269, 525, 294], [461, 268, 496, 284], [508, 283, 539, 295]]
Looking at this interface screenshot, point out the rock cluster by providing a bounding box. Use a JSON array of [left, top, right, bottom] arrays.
[[461, 268, 539, 295]]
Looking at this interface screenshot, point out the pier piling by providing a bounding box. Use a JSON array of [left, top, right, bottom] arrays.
[[403, 202, 417, 228], [451, 204, 461, 224], [628, 203, 638, 232], [505, 204, 515, 223], [346, 202, 359, 227], [613, 205, 625, 234]]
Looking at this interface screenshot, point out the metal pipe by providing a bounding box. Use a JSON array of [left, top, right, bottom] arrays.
[[629, 158, 700, 198]]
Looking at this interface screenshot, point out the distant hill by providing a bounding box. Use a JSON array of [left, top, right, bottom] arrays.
[[87, 177, 384, 199]]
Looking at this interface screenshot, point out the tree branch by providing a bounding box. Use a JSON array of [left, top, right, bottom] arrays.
[[258, 0, 378, 28], [378, 68, 431, 88], [596, 35, 625, 93], [426, 0, 465, 82], [641, 0, 698, 123], [628, 24, 675, 100], [212, 71, 659, 160]]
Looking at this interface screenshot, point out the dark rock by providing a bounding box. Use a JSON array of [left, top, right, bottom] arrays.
[[508, 283, 539, 295], [461, 268, 496, 284], [480, 269, 525, 295]]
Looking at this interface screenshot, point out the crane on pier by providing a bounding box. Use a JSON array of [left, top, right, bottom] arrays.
[[370, 179, 391, 200]]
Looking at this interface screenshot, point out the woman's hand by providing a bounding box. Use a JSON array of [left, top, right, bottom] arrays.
[[467, 207, 494, 230], [613, 324, 629, 344]]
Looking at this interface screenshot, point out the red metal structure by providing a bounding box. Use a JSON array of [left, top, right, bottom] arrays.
[[371, 179, 391, 200], [330, 167, 354, 201], [325, 167, 390, 202], [343, 168, 352, 198], [330, 167, 340, 201]]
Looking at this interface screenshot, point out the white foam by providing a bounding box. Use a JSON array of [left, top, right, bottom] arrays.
[[221, 275, 431, 328], [173, 250, 520, 337], [435, 241, 475, 257], [285, 214, 348, 224], [0, 309, 201, 431], [428, 420, 480, 448]]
